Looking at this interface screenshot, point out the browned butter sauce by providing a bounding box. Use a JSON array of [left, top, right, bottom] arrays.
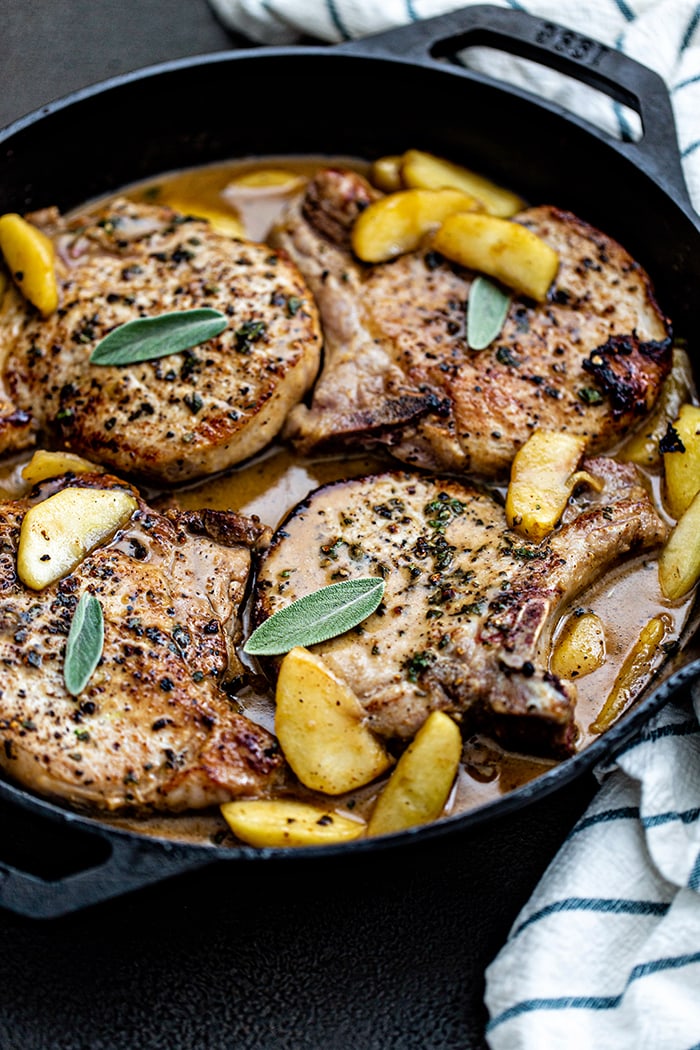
[[24, 156, 700, 845]]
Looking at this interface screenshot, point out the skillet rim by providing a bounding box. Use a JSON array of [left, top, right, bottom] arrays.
[[0, 18, 698, 910]]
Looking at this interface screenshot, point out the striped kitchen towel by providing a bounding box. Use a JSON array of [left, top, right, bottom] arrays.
[[484, 682, 700, 1049], [207, 0, 700, 211]]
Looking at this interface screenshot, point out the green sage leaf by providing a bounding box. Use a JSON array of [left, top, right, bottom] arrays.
[[466, 276, 511, 351], [244, 577, 385, 656], [90, 308, 227, 366], [64, 592, 104, 696]]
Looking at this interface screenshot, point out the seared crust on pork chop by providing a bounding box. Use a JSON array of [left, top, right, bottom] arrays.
[[253, 461, 666, 756], [0, 472, 284, 812], [0, 198, 322, 482], [272, 169, 671, 477]]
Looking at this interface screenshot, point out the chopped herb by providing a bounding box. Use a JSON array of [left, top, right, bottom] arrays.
[[496, 345, 520, 368], [234, 319, 266, 354], [403, 650, 436, 683], [577, 386, 604, 405], [510, 546, 549, 561]]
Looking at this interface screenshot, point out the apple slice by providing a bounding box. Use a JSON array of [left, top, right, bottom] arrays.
[[274, 646, 393, 795], [433, 211, 559, 301], [21, 449, 103, 485], [351, 188, 480, 263], [220, 799, 365, 847], [18, 486, 137, 590], [367, 711, 462, 836]]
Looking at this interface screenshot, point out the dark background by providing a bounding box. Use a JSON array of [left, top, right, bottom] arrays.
[[0, 3, 597, 1047]]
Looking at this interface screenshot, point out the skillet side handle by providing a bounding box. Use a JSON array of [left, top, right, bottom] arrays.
[[335, 5, 692, 210], [0, 830, 212, 919]]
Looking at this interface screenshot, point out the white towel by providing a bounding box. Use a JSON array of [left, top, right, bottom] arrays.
[[207, 0, 700, 210], [485, 684, 700, 1049], [206, 2, 700, 1045]]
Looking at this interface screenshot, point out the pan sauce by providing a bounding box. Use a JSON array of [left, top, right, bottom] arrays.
[[5, 155, 699, 847]]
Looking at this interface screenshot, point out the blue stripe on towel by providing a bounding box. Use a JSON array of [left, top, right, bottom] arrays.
[[511, 897, 670, 940], [615, 718, 699, 757], [613, 0, 635, 20], [629, 951, 700, 981], [487, 996, 621, 1031], [682, 139, 700, 158], [681, 5, 700, 51], [688, 850, 700, 891], [570, 805, 640, 837], [674, 72, 700, 91], [325, 0, 351, 39], [488, 952, 700, 1031], [406, 0, 419, 21], [642, 806, 700, 829]]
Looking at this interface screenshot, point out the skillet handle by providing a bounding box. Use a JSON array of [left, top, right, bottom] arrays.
[[0, 818, 212, 919], [336, 5, 691, 209]]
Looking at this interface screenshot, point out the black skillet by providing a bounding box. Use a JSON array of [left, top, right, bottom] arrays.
[[0, 4, 699, 918]]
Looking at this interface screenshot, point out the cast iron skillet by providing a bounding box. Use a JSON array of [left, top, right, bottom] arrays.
[[1, 5, 699, 918]]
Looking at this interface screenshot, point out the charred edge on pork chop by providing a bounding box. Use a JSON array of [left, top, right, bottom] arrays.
[[0, 472, 284, 813], [253, 461, 667, 758]]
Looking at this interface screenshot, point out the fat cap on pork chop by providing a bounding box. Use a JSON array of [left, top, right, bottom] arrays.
[[0, 198, 322, 483], [0, 471, 284, 812], [254, 459, 667, 757], [272, 168, 671, 477]]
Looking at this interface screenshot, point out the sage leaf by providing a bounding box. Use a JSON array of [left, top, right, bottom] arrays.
[[466, 276, 511, 351], [64, 592, 104, 696], [90, 308, 227, 366], [244, 577, 385, 656]]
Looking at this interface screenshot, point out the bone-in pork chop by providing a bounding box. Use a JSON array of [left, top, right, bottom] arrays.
[[0, 198, 322, 482], [272, 169, 671, 477], [253, 461, 666, 756], [0, 472, 284, 812]]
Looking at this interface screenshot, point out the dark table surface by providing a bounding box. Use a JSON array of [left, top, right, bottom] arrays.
[[0, 3, 598, 1047]]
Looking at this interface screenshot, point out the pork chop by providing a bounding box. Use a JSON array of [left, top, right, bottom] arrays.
[[253, 460, 667, 756], [272, 168, 671, 477], [0, 471, 285, 812], [0, 198, 322, 482]]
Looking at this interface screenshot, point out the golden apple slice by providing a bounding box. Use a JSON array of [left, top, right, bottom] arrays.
[[274, 646, 393, 795], [400, 149, 523, 217], [21, 450, 103, 486], [433, 211, 559, 301], [662, 403, 700, 520], [369, 155, 404, 192], [658, 490, 700, 600], [505, 430, 603, 541], [0, 212, 58, 316], [367, 711, 462, 837], [591, 615, 671, 732], [220, 799, 365, 847], [352, 187, 480, 263], [551, 612, 606, 680], [158, 196, 244, 238], [18, 486, 137, 590]]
